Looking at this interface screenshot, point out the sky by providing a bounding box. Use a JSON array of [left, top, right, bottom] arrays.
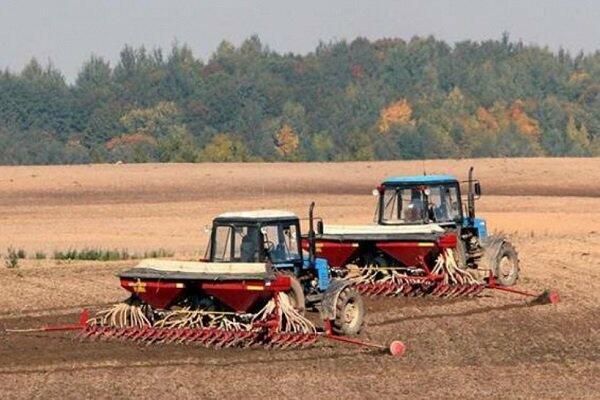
[[1, 0, 599, 82]]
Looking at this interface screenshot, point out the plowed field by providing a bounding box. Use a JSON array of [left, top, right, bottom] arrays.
[[0, 158, 598, 399]]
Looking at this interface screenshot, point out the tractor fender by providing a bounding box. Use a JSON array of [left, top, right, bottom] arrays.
[[319, 279, 353, 321]]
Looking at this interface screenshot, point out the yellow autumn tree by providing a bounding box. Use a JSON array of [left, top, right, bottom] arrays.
[[566, 116, 590, 153], [120, 101, 181, 137], [508, 100, 540, 138], [475, 107, 499, 132], [474, 100, 540, 139], [199, 133, 250, 162], [569, 71, 590, 84], [377, 99, 413, 133], [274, 124, 299, 157]]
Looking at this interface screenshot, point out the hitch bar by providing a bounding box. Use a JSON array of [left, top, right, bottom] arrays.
[[486, 277, 560, 304]]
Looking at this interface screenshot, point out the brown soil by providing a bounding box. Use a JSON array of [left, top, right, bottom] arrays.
[[0, 158, 599, 399]]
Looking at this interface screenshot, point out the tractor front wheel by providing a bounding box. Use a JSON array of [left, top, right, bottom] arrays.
[[332, 287, 364, 336]]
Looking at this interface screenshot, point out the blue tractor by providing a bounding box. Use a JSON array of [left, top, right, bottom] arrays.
[[205, 203, 365, 335], [371, 167, 519, 286]]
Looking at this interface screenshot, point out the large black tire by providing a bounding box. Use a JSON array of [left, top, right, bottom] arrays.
[[332, 287, 364, 336], [492, 241, 520, 286], [279, 271, 306, 314]]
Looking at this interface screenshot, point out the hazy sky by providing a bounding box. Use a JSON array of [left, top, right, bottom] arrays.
[[1, 0, 599, 81]]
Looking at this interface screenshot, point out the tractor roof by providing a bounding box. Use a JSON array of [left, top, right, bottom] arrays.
[[214, 210, 298, 223], [382, 174, 458, 185]]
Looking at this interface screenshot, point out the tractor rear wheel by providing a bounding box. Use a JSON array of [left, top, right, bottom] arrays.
[[492, 241, 520, 286], [332, 287, 364, 336]]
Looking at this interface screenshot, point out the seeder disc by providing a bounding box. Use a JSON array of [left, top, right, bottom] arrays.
[[547, 291, 560, 304], [389, 340, 406, 357]]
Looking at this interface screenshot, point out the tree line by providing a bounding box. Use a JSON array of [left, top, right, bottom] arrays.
[[0, 34, 598, 165]]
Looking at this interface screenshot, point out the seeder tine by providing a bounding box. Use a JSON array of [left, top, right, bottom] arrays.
[[184, 328, 204, 343], [271, 333, 286, 348], [91, 326, 115, 341], [214, 331, 235, 348], [280, 333, 298, 349], [474, 285, 485, 296], [371, 284, 386, 296], [139, 327, 158, 342], [115, 327, 134, 340], [162, 328, 178, 343], [370, 285, 382, 296], [295, 334, 310, 348], [445, 286, 460, 297], [195, 329, 214, 344], [435, 284, 450, 297], [176, 328, 196, 344], [98, 327, 117, 341], [384, 284, 398, 296], [222, 331, 242, 348], [379, 285, 393, 296], [131, 327, 150, 341], [121, 327, 139, 340], [410, 285, 424, 297], [464, 284, 479, 297], [469, 284, 482, 296], [395, 283, 408, 296], [301, 334, 318, 348], [171, 328, 190, 343], [205, 330, 227, 347], [289, 334, 307, 349], [443, 285, 455, 297], [145, 328, 165, 345], [111, 328, 126, 340], [267, 333, 282, 348], [292, 333, 312, 348], [452, 285, 467, 297], [236, 331, 258, 348], [79, 326, 96, 340], [456, 285, 469, 296]]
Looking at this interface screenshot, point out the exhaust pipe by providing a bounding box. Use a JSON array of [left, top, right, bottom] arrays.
[[467, 166, 475, 220], [308, 202, 316, 266]]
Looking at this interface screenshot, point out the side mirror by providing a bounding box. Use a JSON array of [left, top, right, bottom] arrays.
[[316, 220, 324, 235], [474, 182, 482, 197]]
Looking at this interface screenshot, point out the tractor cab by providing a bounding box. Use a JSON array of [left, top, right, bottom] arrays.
[[375, 169, 487, 239], [206, 209, 332, 293], [204, 207, 362, 334], [208, 210, 303, 268]]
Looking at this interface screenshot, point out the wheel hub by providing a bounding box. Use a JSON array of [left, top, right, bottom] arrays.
[[344, 300, 358, 324], [499, 256, 514, 278]]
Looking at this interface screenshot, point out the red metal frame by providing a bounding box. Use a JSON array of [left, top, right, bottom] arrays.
[[486, 275, 560, 304]]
